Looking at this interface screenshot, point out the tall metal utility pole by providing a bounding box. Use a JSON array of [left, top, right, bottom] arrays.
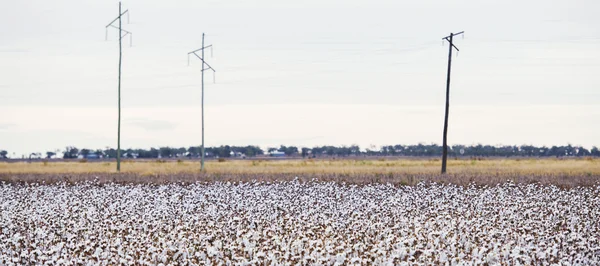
[[105, 2, 132, 172], [188, 33, 215, 171], [441, 31, 464, 174]]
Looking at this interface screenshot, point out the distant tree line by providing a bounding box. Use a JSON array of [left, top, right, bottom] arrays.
[[372, 144, 600, 158], [2, 144, 600, 160], [61, 145, 265, 159]]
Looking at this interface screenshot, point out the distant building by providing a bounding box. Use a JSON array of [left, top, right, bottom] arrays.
[[86, 154, 100, 159], [230, 151, 246, 159], [121, 153, 138, 159], [270, 151, 286, 158], [28, 153, 43, 160], [79, 154, 102, 159]]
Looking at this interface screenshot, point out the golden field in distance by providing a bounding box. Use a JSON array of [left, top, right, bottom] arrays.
[[1, 157, 599, 187]]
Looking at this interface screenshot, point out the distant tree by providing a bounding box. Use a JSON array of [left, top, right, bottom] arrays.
[[63, 146, 79, 159], [311, 147, 325, 157], [380, 146, 389, 156], [565, 144, 575, 156], [205, 146, 232, 158], [133, 148, 160, 158], [46, 151, 56, 159], [245, 145, 264, 157], [325, 146, 336, 156], [134, 148, 151, 158], [538, 146, 548, 156], [80, 149, 91, 158], [124, 149, 134, 158], [177, 147, 187, 157], [548, 146, 559, 157], [231, 145, 263, 157], [591, 147, 600, 157], [431, 144, 442, 156], [520, 145, 535, 157], [0, 150, 8, 159], [150, 148, 160, 158], [451, 145, 464, 156], [340, 146, 350, 156], [103, 148, 117, 159], [365, 145, 377, 156], [159, 147, 175, 158], [350, 145, 361, 155], [301, 148, 309, 158], [188, 146, 201, 157], [382, 145, 399, 156], [575, 146, 590, 157], [218, 146, 232, 158], [479, 145, 494, 157], [280, 145, 298, 156]]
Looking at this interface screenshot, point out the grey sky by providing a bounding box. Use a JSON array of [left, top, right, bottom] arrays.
[[1, 0, 599, 156]]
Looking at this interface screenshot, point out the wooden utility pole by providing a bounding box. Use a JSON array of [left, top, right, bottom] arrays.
[[105, 2, 132, 172], [117, 2, 122, 171], [441, 31, 464, 174], [188, 34, 215, 171], [201, 33, 205, 172]]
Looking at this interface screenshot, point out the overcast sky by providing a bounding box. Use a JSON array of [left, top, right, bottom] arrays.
[[1, 0, 599, 156]]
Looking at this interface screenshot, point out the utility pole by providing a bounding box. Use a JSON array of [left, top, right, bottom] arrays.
[[105, 2, 132, 172], [441, 31, 464, 174], [188, 33, 215, 171]]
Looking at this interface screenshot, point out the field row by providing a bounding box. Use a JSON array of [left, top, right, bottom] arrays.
[[1, 181, 599, 265], [1, 158, 599, 187]]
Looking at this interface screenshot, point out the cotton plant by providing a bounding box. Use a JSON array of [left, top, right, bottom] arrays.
[[0, 181, 599, 265]]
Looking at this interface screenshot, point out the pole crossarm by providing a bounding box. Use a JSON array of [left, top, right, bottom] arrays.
[[105, 9, 129, 28], [442, 31, 464, 40], [443, 31, 464, 52], [188, 45, 213, 55]]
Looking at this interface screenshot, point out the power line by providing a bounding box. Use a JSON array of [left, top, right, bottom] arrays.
[[441, 31, 464, 175], [188, 33, 216, 172], [105, 2, 133, 172]]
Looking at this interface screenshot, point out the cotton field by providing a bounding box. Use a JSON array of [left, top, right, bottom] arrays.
[[1, 181, 599, 265]]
